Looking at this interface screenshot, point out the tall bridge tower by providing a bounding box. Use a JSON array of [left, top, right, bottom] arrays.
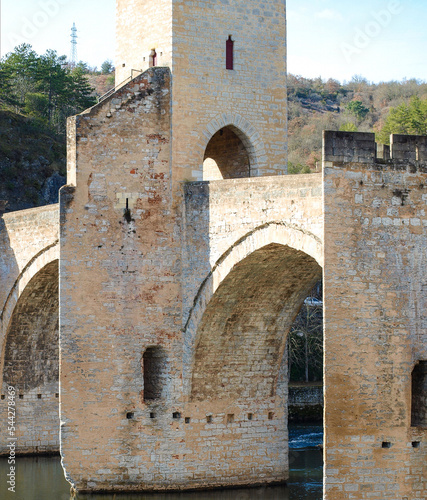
[[115, 0, 288, 181], [60, 0, 291, 493]]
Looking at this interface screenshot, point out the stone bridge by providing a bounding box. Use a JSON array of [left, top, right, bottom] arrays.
[[0, 66, 426, 500], [0, 204, 59, 454]]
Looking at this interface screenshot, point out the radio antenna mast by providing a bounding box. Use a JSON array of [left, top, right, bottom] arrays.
[[70, 22, 78, 66]]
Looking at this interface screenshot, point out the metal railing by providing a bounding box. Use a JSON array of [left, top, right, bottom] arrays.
[[97, 69, 143, 104]]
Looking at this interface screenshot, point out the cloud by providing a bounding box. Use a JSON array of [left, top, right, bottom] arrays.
[[316, 9, 343, 21]]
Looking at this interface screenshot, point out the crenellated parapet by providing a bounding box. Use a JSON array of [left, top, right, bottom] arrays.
[[323, 130, 427, 166]]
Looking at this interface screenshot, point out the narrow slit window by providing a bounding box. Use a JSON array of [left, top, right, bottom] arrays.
[[226, 36, 234, 70], [149, 49, 157, 68]]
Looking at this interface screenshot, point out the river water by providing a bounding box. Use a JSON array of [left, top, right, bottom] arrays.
[[0, 425, 323, 500]]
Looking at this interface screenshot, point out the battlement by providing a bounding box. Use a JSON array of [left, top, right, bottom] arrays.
[[323, 131, 427, 165]]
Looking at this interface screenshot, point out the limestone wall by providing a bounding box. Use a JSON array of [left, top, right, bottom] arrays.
[[115, 0, 172, 84], [323, 131, 427, 499]]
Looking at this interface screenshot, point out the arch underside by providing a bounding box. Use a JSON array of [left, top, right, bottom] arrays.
[[200, 112, 269, 177], [190, 243, 322, 401], [1, 260, 59, 455]]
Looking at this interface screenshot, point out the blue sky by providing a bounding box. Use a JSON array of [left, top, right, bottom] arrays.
[[287, 0, 427, 82], [1, 0, 426, 83]]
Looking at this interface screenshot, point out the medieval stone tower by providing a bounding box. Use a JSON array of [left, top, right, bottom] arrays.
[[59, 0, 291, 493], [115, 0, 288, 182]]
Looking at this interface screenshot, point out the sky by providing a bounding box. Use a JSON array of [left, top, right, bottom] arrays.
[[1, 0, 426, 83]]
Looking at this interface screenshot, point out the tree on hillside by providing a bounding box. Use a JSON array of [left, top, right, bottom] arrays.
[[0, 65, 15, 107], [36, 50, 69, 125], [377, 96, 427, 144], [0, 44, 97, 134], [1, 44, 38, 111], [101, 60, 114, 74], [346, 100, 369, 121]]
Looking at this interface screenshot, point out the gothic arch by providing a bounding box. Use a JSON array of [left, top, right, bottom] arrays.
[[182, 223, 322, 396], [199, 113, 268, 177]]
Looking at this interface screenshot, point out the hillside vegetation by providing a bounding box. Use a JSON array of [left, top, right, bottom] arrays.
[[288, 75, 427, 173], [0, 46, 114, 211], [1, 44, 427, 210]]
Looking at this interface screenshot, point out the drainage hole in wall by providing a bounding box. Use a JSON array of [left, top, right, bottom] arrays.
[[185, 417, 191, 424], [412, 441, 421, 448], [19, 395, 23, 400], [55, 393, 59, 398], [227, 414, 234, 424], [206, 415, 213, 423], [1, 395, 4, 400], [126, 412, 135, 420], [150, 412, 156, 419], [173, 412, 181, 419], [37, 394, 42, 399], [268, 412, 274, 420], [382, 441, 392, 448]]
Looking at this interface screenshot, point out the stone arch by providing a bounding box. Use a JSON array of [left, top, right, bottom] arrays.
[[203, 126, 251, 180], [0, 240, 59, 344], [198, 113, 268, 178], [0, 258, 59, 455], [182, 223, 323, 396]]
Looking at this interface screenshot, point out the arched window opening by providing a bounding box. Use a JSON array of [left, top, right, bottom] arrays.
[[143, 346, 168, 401], [203, 126, 250, 180], [149, 49, 157, 68], [411, 361, 427, 427], [226, 35, 234, 70]]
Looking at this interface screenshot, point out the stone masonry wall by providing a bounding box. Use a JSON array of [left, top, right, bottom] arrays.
[[115, 0, 172, 84], [323, 131, 427, 499]]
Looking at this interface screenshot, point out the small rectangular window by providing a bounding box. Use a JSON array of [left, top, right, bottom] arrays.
[[226, 36, 234, 70]]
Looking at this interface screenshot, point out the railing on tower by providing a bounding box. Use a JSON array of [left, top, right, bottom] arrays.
[[98, 69, 143, 103]]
